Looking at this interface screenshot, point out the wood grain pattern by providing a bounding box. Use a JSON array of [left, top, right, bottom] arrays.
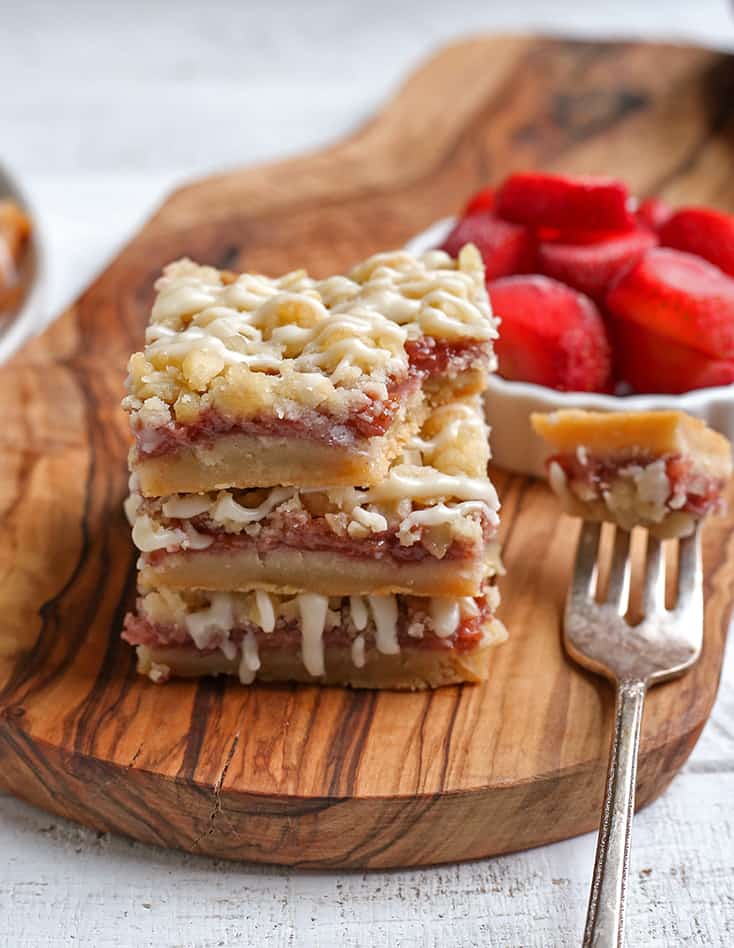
[[1, 36, 733, 869]]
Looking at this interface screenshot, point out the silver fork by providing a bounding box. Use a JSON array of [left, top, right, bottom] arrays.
[[565, 521, 703, 948]]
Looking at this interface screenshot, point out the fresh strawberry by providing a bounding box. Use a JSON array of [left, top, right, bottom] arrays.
[[606, 248, 734, 358], [440, 212, 536, 280], [488, 275, 612, 391], [495, 172, 633, 230], [464, 186, 494, 215], [659, 206, 734, 277], [636, 197, 672, 233], [613, 317, 734, 393], [538, 226, 635, 245], [537, 227, 657, 303]]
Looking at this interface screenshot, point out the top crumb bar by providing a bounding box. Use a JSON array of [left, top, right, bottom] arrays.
[[123, 245, 497, 496]]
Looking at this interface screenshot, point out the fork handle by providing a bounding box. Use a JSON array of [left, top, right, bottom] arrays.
[[583, 678, 647, 948]]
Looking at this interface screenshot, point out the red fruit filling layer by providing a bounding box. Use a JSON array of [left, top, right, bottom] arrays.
[[549, 453, 726, 517], [123, 598, 495, 655], [143, 505, 496, 566], [134, 339, 490, 458]]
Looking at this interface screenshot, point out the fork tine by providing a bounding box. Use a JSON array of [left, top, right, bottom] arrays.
[[673, 527, 703, 617], [641, 535, 665, 617], [571, 521, 602, 599], [605, 527, 631, 613]]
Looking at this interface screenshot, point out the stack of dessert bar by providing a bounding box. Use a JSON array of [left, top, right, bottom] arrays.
[[122, 246, 506, 689]]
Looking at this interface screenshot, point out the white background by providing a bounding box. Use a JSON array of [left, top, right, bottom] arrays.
[[1, 2, 734, 945]]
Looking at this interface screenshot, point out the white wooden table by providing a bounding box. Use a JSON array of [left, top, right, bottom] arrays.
[[1, 2, 733, 944]]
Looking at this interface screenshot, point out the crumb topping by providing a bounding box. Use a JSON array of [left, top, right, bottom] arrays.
[[123, 247, 496, 432]]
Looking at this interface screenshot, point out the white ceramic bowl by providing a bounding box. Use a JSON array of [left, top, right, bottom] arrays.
[[406, 218, 734, 476]]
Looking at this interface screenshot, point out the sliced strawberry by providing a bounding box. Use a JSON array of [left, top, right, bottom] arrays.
[[488, 275, 612, 392], [538, 227, 658, 303], [636, 197, 672, 234], [440, 211, 536, 280], [659, 206, 734, 277], [495, 172, 633, 230], [606, 248, 734, 358], [464, 186, 494, 215], [613, 316, 734, 393], [538, 225, 635, 245]]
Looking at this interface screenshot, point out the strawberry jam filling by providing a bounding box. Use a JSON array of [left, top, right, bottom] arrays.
[[550, 452, 726, 516], [134, 340, 490, 459], [404, 338, 491, 377], [142, 506, 495, 565], [123, 597, 494, 655]]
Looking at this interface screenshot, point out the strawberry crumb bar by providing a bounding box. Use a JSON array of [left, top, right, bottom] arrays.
[[532, 409, 732, 537], [123, 247, 497, 496], [0, 200, 32, 309], [123, 585, 506, 690], [126, 397, 501, 598]]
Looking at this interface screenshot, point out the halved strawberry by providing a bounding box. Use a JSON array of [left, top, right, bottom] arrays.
[[440, 212, 536, 280], [636, 197, 672, 234], [538, 226, 635, 245], [464, 186, 494, 215], [495, 172, 633, 230], [538, 227, 657, 303], [659, 206, 734, 277], [606, 248, 734, 358], [488, 275, 612, 391], [613, 317, 734, 393]]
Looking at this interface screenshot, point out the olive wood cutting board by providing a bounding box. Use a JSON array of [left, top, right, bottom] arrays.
[[1, 36, 734, 868]]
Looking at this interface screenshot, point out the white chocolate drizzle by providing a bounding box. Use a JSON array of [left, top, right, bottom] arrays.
[[351, 635, 366, 669], [429, 598, 461, 638], [183, 592, 233, 650], [298, 593, 328, 676], [238, 631, 260, 685], [368, 596, 400, 655], [255, 590, 275, 633], [349, 596, 369, 631], [124, 247, 497, 427]]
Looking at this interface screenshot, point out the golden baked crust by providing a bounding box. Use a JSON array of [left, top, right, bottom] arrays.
[[138, 544, 501, 598], [532, 409, 732, 478], [136, 630, 505, 690]]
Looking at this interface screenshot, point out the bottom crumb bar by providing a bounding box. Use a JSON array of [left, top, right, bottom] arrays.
[[124, 586, 506, 690]]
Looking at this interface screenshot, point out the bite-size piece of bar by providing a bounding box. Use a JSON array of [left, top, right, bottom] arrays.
[[123, 246, 497, 496], [123, 584, 506, 690], [127, 397, 501, 597], [532, 409, 732, 537]]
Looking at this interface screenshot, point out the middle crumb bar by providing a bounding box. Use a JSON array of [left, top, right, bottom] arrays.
[[123, 245, 497, 496], [127, 396, 501, 597]]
